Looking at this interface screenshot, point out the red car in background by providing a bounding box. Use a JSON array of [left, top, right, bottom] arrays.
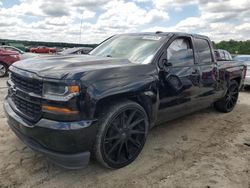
[[30, 46, 57, 53], [0, 49, 20, 77]]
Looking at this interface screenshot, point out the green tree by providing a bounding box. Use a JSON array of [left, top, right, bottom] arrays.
[[214, 40, 250, 54]]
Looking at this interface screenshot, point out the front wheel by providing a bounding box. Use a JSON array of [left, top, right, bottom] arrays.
[[94, 101, 149, 169], [214, 80, 239, 113]]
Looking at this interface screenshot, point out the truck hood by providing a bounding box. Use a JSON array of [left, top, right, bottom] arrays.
[[12, 55, 137, 80]]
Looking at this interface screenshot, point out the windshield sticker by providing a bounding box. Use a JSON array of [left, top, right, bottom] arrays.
[[142, 36, 162, 40]]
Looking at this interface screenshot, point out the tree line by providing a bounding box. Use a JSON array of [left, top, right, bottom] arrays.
[[0, 39, 97, 51], [1, 38, 250, 55], [214, 40, 250, 55]]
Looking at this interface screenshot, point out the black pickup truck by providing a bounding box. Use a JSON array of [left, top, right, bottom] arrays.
[[4, 32, 247, 169]]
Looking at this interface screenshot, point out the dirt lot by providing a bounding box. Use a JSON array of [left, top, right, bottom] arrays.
[[0, 77, 249, 188]]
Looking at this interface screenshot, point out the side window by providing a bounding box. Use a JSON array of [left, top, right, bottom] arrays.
[[5, 47, 18, 53], [214, 50, 220, 59], [167, 38, 194, 66], [223, 51, 228, 60], [194, 38, 212, 64], [221, 50, 226, 60], [220, 50, 225, 60], [226, 52, 232, 60], [228, 52, 232, 60]]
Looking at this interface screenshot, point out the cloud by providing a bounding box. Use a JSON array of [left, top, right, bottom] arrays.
[[146, 9, 169, 23], [71, 0, 110, 8], [147, 0, 250, 41], [96, 0, 169, 33], [81, 9, 96, 19], [154, 0, 196, 9], [0, 0, 249, 43], [40, 2, 70, 17]]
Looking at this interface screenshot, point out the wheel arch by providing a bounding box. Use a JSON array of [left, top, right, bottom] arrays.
[[93, 91, 157, 127], [0, 61, 8, 67], [231, 76, 241, 85], [227, 76, 242, 90], [224, 66, 245, 88]]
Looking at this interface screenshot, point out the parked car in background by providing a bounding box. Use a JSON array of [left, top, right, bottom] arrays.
[[233, 55, 250, 87], [214, 49, 233, 61], [0, 45, 38, 60], [4, 32, 246, 169], [58, 47, 93, 55], [0, 45, 25, 54], [30, 46, 57, 53], [0, 49, 20, 77]]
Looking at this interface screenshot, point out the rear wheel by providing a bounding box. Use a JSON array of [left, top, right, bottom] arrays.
[[0, 62, 7, 77], [214, 80, 239, 112], [244, 85, 250, 90], [95, 101, 149, 169]]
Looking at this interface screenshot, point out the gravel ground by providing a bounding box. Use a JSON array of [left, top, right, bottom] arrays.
[[0, 77, 249, 188]]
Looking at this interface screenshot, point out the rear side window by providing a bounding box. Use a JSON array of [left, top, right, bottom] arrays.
[[194, 38, 212, 64], [225, 51, 232, 60], [220, 50, 226, 59]]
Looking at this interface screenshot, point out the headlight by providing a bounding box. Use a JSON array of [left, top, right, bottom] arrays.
[[43, 82, 80, 101], [43, 83, 68, 96]]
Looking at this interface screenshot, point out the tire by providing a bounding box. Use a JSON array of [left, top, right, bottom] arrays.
[[214, 80, 239, 113], [94, 100, 149, 169], [0, 62, 7, 77], [244, 85, 250, 90]]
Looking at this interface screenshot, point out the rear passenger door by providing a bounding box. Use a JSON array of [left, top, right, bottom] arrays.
[[193, 37, 218, 105]]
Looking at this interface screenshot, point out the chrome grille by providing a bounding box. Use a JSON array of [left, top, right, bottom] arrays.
[[11, 72, 43, 95], [11, 94, 41, 121]]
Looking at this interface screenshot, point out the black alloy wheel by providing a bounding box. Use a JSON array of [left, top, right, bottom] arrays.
[[214, 80, 239, 112], [95, 101, 149, 169], [224, 82, 239, 111]]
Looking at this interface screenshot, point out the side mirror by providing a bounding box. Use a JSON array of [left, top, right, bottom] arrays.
[[159, 59, 173, 70], [162, 59, 172, 67]]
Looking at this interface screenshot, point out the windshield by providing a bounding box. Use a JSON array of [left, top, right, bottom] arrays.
[[89, 35, 166, 64], [234, 56, 250, 61]]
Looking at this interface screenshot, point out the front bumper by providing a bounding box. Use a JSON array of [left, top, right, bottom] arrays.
[[4, 99, 98, 169]]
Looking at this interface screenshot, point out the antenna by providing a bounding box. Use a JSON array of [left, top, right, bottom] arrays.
[[79, 13, 84, 44]]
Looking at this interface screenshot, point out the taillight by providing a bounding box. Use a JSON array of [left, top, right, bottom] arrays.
[[243, 65, 247, 78]]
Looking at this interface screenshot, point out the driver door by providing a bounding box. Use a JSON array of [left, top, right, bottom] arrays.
[[157, 36, 202, 123]]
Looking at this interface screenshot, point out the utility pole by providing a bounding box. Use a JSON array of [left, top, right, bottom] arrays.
[[79, 12, 83, 44]]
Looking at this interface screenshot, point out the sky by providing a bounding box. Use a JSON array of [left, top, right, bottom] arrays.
[[0, 0, 249, 44]]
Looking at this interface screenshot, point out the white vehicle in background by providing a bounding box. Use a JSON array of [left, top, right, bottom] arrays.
[[234, 55, 250, 87], [58, 47, 93, 55]]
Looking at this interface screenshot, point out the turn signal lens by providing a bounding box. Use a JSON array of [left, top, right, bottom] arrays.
[[68, 85, 80, 93], [42, 105, 79, 114]]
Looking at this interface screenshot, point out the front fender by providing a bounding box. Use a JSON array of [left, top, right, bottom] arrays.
[[84, 75, 158, 124]]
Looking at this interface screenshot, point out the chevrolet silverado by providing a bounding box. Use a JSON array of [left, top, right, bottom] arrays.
[[4, 32, 247, 169]]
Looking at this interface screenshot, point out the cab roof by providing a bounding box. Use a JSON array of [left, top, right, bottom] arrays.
[[120, 32, 210, 40]]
